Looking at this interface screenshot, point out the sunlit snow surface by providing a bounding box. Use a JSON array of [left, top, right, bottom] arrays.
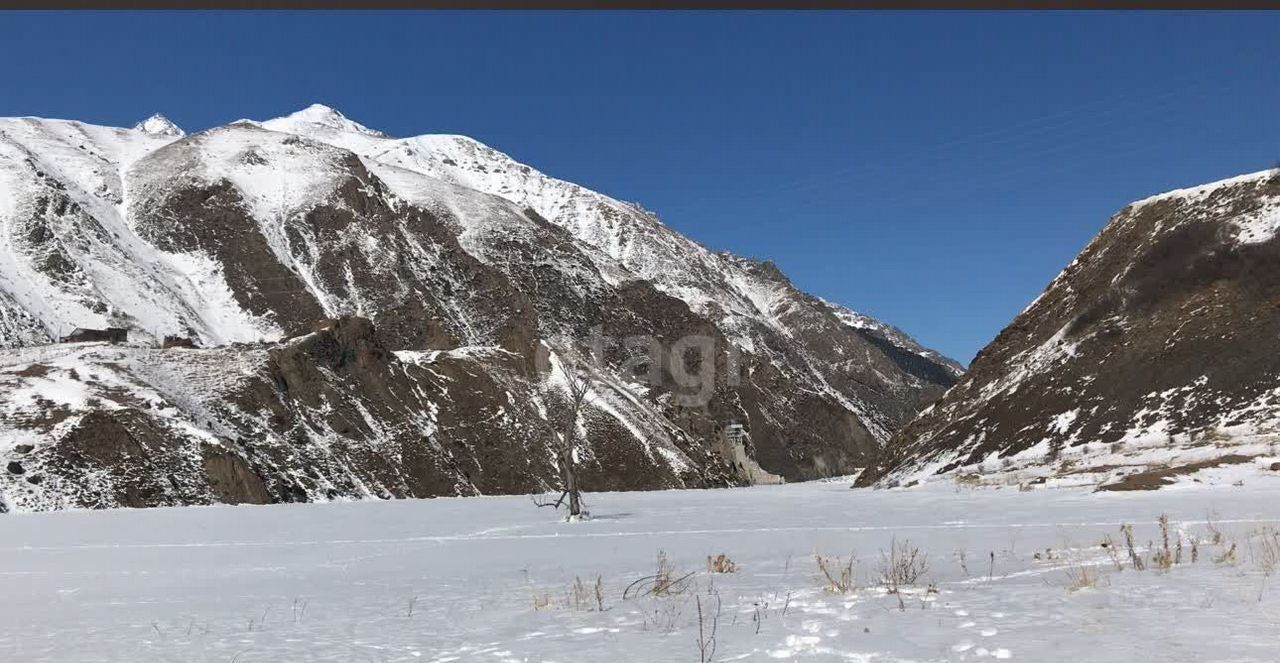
[[3, 479, 1279, 662]]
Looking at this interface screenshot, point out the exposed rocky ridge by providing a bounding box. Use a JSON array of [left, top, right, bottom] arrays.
[[861, 168, 1280, 489], [0, 107, 959, 511], [0, 318, 717, 511]]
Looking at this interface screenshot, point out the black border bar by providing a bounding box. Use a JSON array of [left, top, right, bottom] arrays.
[[2, 0, 1278, 9]]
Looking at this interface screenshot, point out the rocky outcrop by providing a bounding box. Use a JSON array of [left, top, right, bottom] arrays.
[[0, 316, 737, 511], [861, 169, 1280, 488]]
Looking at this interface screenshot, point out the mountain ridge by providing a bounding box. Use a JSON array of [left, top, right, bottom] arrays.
[[860, 166, 1280, 490], [0, 105, 960, 512]]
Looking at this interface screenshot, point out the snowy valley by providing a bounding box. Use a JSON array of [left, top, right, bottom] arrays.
[[6, 4, 1280, 662], [3, 105, 1280, 663], [3, 478, 1280, 662]]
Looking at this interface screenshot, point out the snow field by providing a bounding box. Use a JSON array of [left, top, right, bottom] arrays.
[[2, 478, 1279, 662]]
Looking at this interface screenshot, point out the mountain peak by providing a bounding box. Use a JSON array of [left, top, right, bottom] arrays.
[[294, 103, 347, 121], [133, 113, 185, 138], [271, 103, 385, 137]]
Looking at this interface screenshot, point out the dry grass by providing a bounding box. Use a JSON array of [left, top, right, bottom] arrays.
[[1099, 456, 1253, 491], [1215, 542, 1239, 565], [1205, 512, 1225, 545], [1101, 534, 1124, 571], [1080, 513, 1272, 594], [569, 575, 606, 612], [1121, 524, 1146, 571], [655, 552, 675, 591], [625, 551, 695, 599], [815, 553, 856, 594], [531, 574, 605, 611], [706, 554, 738, 574], [1250, 526, 1280, 575], [879, 538, 928, 594], [639, 595, 688, 633], [1249, 526, 1280, 601], [1064, 563, 1101, 591], [1153, 514, 1176, 572], [650, 551, 689, 596], [695, 593, 720, 663], [532, 591, 555, 611]]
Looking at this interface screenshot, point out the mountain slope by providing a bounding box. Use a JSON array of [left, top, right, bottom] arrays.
[[261, 106, 961, 441], [0, 106, 959, 511], [861, 168, 1280, 489]]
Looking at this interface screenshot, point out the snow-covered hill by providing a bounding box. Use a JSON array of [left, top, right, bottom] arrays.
[[0, 106, 960, 512], [862, 168, 1280, 489]]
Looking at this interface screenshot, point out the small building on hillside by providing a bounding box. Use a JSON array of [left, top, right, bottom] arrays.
[[62, 327, 128, 344]]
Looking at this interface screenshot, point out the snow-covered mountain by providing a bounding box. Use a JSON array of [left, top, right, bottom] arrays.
[[133, 114, 185, 138], [0, 106, 960, 511], [861, 168, 1280, 490]]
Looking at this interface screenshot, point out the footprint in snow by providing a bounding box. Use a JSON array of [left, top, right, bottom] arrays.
[[952, 610, 1007, 658], [958, 644, 1013, 659], [768, 634, 823, 658]]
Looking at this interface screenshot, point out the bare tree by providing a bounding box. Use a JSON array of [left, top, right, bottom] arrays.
[[535, 359, 592, 519], [559, 366, 591, 519]]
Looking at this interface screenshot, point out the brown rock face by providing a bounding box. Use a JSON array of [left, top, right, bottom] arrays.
[[0, 316, 729, 511], [202, 446, 271, 505], [45, 411, 210, 509], [862, 170, 1280, 487], [132, 179, 328, 336]]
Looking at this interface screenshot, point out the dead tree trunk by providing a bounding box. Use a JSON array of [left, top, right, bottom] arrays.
[[534, 360, 593, 519], [560, 367, 591, 519]]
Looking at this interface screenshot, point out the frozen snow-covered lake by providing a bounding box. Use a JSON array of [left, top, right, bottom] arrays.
[[3, 477, 1280, 662]]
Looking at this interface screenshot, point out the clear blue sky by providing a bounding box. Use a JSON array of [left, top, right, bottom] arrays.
[[2, 11, 1277, 363]]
